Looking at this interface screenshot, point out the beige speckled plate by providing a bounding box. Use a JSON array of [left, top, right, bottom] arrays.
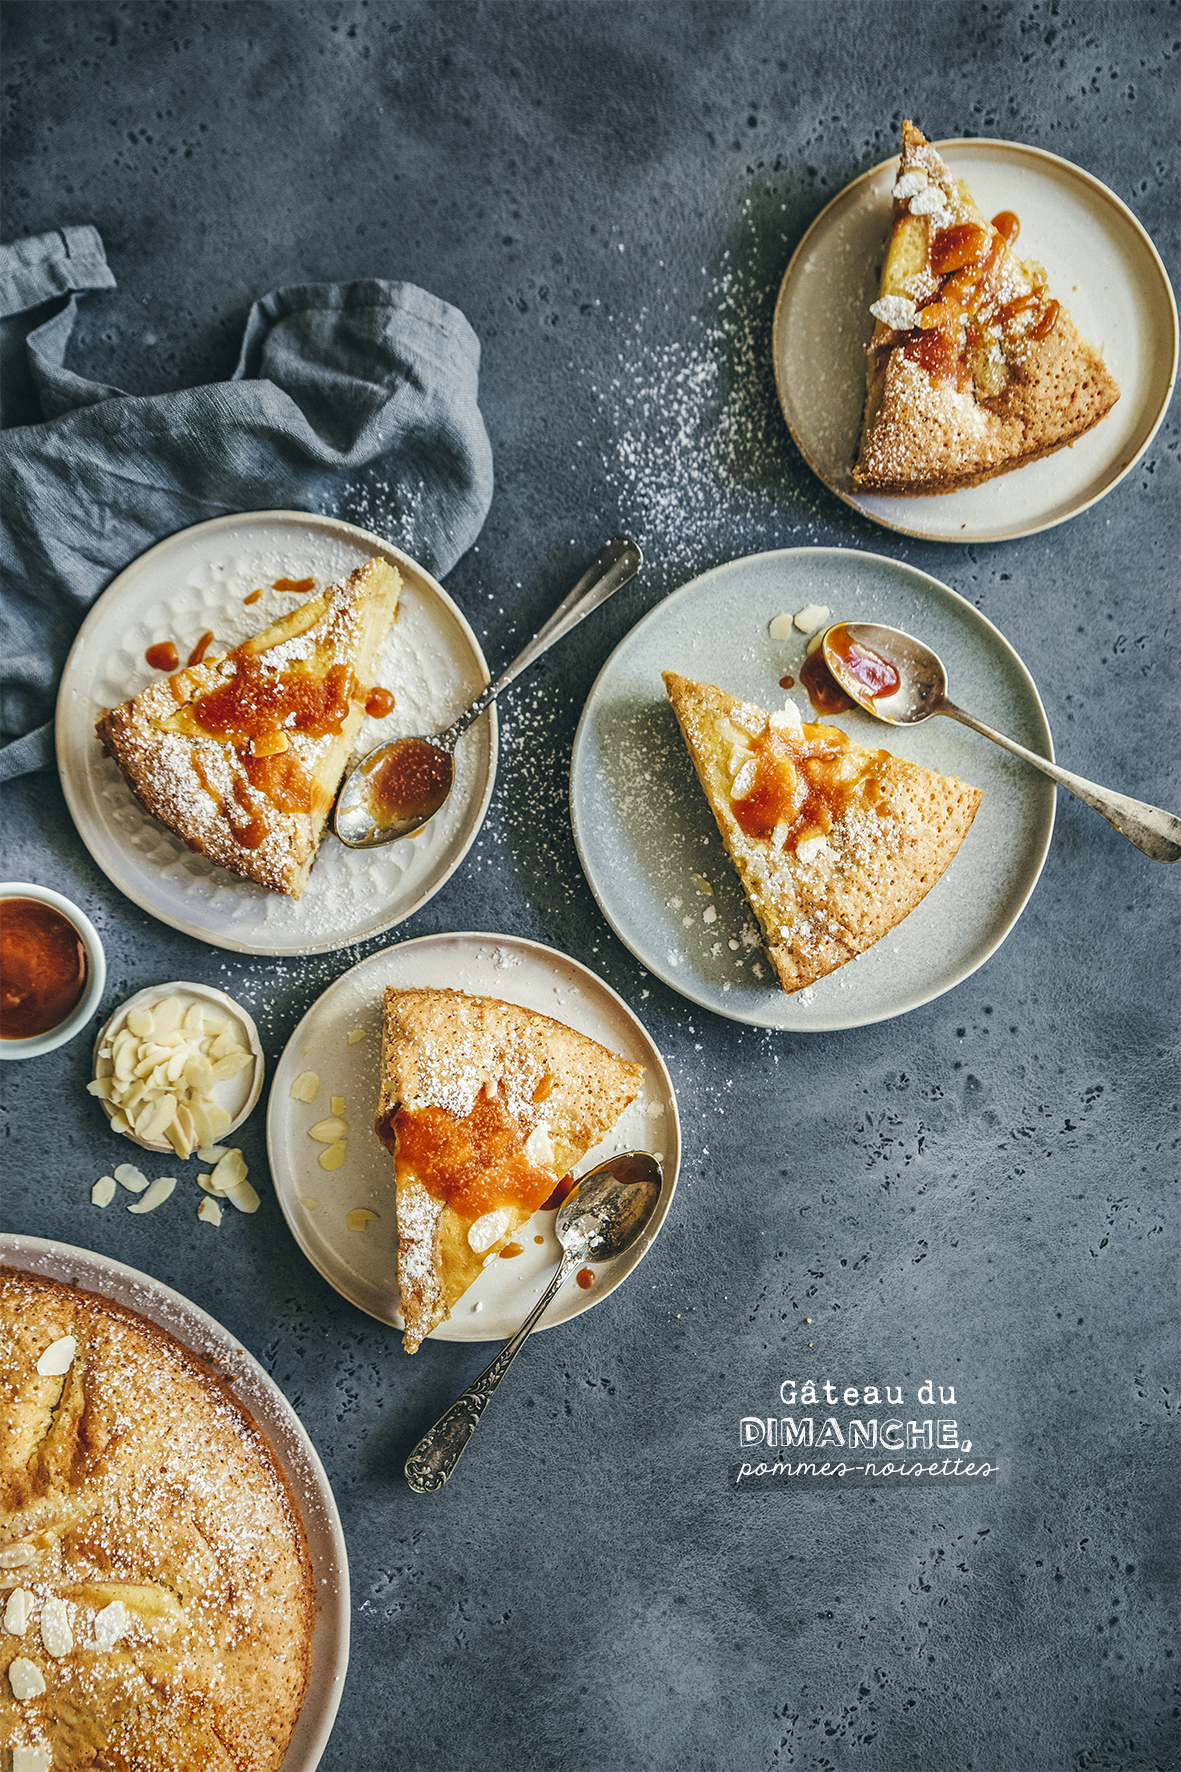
[[0, 1235, 348, 1772], [773, 138, 1178, 543], [266, 933, 680, 1341], [56, 512, 495, 956]]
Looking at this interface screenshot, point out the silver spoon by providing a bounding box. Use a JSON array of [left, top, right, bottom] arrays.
[[819, 621, 1181, 865], [334, 535, 642, 847], [404, 1150, 662, 1493]]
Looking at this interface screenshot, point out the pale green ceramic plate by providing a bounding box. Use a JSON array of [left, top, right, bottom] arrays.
[[570, 548, 1055, 1031]]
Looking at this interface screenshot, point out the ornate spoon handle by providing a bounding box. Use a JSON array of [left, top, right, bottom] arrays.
[[439, 536, 642, 747], [404, 1250, 580, 1493], [942, 703, 1181, 864]]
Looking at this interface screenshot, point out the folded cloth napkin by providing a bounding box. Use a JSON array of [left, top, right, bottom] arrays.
[[0, 225, 494, 779]]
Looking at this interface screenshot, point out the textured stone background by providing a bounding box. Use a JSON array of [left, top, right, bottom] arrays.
[[2, 3, 1178, 1768]]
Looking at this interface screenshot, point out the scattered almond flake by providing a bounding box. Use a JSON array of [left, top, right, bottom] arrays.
[[223, 1177, 261, 1215], [468, 1206, 514, 1253], [8, 1656, 47, 1701], [93, 1599, 129, 1650], [210, 1052, 252, 1081], [151, 996, 183, 1033], [91, 1176, 117, 1208], [299, 1197, 319, 1210], [197, 1145, 230, 1164], [346, 1208, 379, 1232], [127, 1175, 177, 1214], [308, 1116, 348, 1143], [40, 1595, 73, 1657], [290, 1070, 320, 1103], [893, 168, 928, 199], [330, 1096, 345, 1117], [346, 1029, 367, 1045], [319, 1141, 347, 1172], [0, 1547, 33, 1570], [769, 703, 803, 731], [3, 1588, 33, 1635], [197, 1197, 223, 1226], [138, 1093, 178, 1145], [909, 183, 952, 225], [209, 1149, 247, 1194], [870, 293, 918, 331], [703, 905, 718, 924], [767, 612, 796, 640], [793, 603, 830, 633], [109, 1110, 131, 1134], [691, 874, 714, 895], [197, 1173, 225, 1197], [523, 1122, 554, 1168], [731, 759, 757, 799], [113, 1163, 149, 1194], [35, 1336, 77, 1378]]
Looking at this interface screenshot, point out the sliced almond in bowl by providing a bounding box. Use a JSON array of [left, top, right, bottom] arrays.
[[89, 983, 264, 1159]]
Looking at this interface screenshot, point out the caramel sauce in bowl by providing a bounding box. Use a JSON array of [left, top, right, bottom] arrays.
[[0, 884, 106, 1059]]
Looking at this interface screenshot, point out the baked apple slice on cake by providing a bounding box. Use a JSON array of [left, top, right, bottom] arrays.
[[663, 670, 982, 994], [852, 120, 1119, 495], [375, 988, 644, 1352], [96, 558, 400, 897]]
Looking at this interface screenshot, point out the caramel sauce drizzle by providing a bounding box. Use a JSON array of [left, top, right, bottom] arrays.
[[393, 1089, 557, 1222], [887, 204, 1058, 390]]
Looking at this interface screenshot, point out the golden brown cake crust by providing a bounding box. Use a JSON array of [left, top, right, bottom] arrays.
[[852, 121, 1119, 496], [0, 1267, 314, 1772], [376, 988, 644, 1352], [663, 671, 982, 994], [95, 558, 400, 898]]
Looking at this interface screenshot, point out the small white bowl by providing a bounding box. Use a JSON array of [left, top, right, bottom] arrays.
[[0, 883, 107, 1060], [91, 981, 264, 1155]]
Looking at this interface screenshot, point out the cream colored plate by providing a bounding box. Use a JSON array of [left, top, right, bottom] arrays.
[[266, 933, 681, 1341], [773, 138, 1178, 543], [91, 982, 264, 1155], [0, 1235, 349, 1772], [56, 511, 496, 956]]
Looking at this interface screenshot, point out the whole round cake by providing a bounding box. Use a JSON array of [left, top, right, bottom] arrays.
[[0, 1267, 314, 1772]]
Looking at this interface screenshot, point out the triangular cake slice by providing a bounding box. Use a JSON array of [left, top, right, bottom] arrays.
[[852, 120, 1119, 495], [663, 670, 982, 993], [375, 988, 644, 1353], [96, 559, 400, 897]]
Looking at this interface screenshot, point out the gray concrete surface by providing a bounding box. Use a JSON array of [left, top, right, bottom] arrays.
[[2, 4, 1177, 1768]]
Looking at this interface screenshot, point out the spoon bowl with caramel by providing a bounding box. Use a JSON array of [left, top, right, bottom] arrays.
[[818, 621, 1181, 864], [334, 535, 642, 848], [404, 1149, 662, 1492]]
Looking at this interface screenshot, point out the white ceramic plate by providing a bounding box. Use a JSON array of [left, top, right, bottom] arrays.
[[266, 933, 680, 1340], [570, 547, 1055, 1031], [0, 1234, 349, 1772], [56, 511, 496, 955], [773, 138, 1178, 543]]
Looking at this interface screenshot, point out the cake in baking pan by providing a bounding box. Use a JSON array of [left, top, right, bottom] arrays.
[[0, 1266, 314, 1772]]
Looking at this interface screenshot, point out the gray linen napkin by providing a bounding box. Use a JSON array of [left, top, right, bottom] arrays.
[[0, 226, 494, 779]]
